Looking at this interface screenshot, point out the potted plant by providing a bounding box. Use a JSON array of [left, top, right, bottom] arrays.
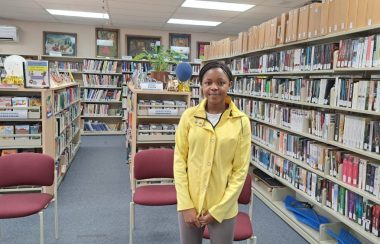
[[133, 45, 185, 84]]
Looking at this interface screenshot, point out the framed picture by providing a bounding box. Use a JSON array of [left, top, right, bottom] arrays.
[[43, 31, 77, 56], [169, 33, 191, 61], [96, 28, 119, 58], [197, 41, 210, 60], [23, 60, 50, 88], [126, 35, 161, 57]]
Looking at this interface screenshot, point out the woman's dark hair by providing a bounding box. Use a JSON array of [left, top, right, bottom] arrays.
[[199, 62, 233, 83]]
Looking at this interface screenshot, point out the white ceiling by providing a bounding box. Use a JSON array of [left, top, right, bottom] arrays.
[[0, 0, 312, 35]]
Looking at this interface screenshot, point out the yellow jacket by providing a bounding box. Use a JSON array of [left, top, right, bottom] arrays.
[[174, 97, 251, 223]]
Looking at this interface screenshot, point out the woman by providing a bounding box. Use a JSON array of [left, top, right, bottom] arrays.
[[174, 61, 251, 244]]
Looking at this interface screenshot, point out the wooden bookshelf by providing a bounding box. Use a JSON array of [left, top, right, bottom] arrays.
[[125, 83, 190, 189], [207, 8, 380, 241], [0, 82, 81, 191], [80, 58, 124, 135]]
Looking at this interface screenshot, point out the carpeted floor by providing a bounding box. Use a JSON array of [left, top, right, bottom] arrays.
[[0, 136, 307, 244]]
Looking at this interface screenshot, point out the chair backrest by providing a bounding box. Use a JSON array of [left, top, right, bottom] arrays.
[[0, 153, 55, 187], [134, 149, 174, 180], [238, 174, 252, 204]]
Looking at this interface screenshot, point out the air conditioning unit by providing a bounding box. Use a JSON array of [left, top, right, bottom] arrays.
[[0, 26, 19, 42]]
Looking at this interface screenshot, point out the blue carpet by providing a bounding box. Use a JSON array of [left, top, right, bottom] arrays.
[[0, 136, 307, 244]]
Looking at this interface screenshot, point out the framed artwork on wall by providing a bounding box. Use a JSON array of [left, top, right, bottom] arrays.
[[126, 35, 161, 57], [95, 28, 119, 58], [169, 33, 191, 61], [196, 41, 210, 60], [43, 31, 77, 56]]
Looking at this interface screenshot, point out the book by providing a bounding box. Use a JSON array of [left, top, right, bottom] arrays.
[[23, 60, 49, 88], [14, 124, 29, 140], [11, 97, 28, 118]]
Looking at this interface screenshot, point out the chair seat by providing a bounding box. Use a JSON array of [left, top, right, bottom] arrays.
[[133, 185, 177, 206], [203, 212, 253, 241], [0, 193, 53, 219]]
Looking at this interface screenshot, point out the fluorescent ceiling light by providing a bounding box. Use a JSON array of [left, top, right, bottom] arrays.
[[46, 9, 109, 19], [182, 0, 254, 12], [168, 18, 221, 26]]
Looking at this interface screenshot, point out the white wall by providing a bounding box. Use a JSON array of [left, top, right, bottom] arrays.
[[0, 19, 227, 60]]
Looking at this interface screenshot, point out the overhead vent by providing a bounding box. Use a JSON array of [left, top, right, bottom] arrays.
[[0, 26, 19, 42]]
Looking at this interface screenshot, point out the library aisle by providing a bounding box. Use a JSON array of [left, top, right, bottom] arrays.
[[0, 136, 306, 244]]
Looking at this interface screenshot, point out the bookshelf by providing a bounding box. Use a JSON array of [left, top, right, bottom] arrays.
[[80, 58, 124, 135], [0, 82, 81, 190], [124, 83, 190, 186], [204, 1, 380, 242]]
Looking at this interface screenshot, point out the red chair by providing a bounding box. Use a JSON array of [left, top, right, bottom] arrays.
[[203, 174, 257, 244], [0, 153, 58, 244], [129, 149, 176, 244]]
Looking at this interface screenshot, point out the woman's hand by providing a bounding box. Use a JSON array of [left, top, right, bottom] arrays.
[[198, 211, 216, 226], [181, 208, 201, 228]]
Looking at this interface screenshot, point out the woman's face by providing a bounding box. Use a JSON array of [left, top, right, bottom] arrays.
[[201, 67, 231, 106]]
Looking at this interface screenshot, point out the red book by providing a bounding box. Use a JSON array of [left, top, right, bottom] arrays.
[[343, 155, 348, 183], [352, 156, 359, 187]]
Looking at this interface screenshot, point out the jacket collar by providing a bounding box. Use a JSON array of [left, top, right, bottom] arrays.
[[193, 96, 245, 119]]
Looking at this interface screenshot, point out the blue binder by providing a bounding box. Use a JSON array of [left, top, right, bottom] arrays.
[[284, 195, 330, 231]]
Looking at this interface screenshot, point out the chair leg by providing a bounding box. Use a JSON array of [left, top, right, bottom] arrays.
[[129, 202, 134, 244], [39, 211, 44, 244], [54, 195, 59, 239], [252, 235, 257, 244]]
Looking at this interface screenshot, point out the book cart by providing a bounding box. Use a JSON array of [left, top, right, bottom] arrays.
[[124, 83, 190, 189], [204, 1, 380, 243]]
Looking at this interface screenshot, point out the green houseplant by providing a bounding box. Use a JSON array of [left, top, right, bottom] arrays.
[[133, 45, 185, 83]]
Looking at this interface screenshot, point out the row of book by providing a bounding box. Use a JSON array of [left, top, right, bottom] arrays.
[[236, 98, 380, 152], [82, 120, 122, 132], [253, 149, 380, 237], [82, 74, 121, 87], [251, 122, 380, 199], [138, 123, 178, 135], [82, 59, 119, 73], [49, 61, 82, 72], [191, 87, 200, 97], [0, 124, 40, 140], [55, 104, 80, 137], [82, 104, 120, 116], [0, 148, 41, 157], [121, 62, 152, 73], [190, 98, 199, 107], [82, 89, 122, 101], [55, 122, 79, 158], [337, 34, 380, 68], [54, 87, 80, 113], [230, 43, 337, 74], [0, 96, 41, 118], [231, 77, 380, 111], [138, 99, 187, 108]]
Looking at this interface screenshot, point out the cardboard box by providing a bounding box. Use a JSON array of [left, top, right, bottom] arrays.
[[328, 0, 336, 33], [279, 12, 288, 44], [258, 23, 265, 49], [292, 8, 299, 42], [308, 2, 322, 38], [367, 0, 380, 26], [347, 0, 359, 30], [338, 0, 349, 31], [356, 0, 368, 28], [298, 5, 309, 40], [320, 0, 329, 36], [286, 10, 293, 43], [264, 20, 271, 47]]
